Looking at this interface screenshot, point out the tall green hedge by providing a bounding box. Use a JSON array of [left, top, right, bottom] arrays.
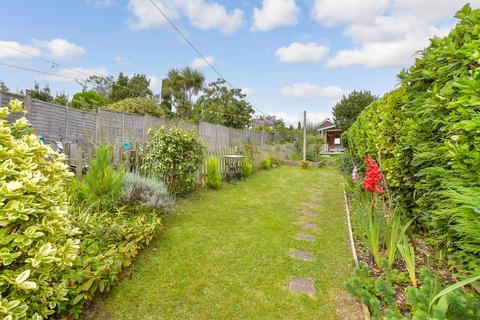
[[346, 4, 480, 275]]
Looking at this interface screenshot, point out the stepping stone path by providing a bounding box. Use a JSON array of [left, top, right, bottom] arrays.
[[297, 233, 316, 242], [303, 211, 316, 218], [287, 197, 321, 298], [304, 203, 318, 209], [290, 249, 314, 261], [302, 222, 317, 230], [288, 277, 315, 297]]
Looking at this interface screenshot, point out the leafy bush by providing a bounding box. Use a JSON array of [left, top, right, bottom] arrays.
[[260, 156, 271, 170], [345, 4, 480, 275], [206, 157, 222, 189], [0, 100, 80, 319], [105, 97, 164, 117], [69, 145, 124, 209], [240, 157, 253, 177], [300, 160, 309, 169], [71, 91, 106, 111], [61, 200, 162, 317], [143, 127, 205, 195], [122, 172, 174, 210], [270, 156, 281, 167]]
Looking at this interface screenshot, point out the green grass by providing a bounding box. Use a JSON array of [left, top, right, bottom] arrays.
[[86, 166, 361, 319]]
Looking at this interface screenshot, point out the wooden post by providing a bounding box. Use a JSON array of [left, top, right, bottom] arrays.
[[24, 91, 33, 120], [76, 145, 82, 180], [303, 110, 307, 162], [134, 142, 140, 173], [64, 143, 71, 166]]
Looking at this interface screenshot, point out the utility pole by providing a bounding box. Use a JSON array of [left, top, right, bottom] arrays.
[[303, 110, 307, 161]]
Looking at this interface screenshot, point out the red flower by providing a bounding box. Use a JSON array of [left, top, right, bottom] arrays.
[[362, 155, 383, 193]]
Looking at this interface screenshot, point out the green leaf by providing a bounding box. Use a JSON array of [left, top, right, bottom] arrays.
[[429, 274, 480, 310]]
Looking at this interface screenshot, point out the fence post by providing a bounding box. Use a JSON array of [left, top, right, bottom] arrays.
[[24, 91, 33, 121], [64, 143, 71, 166], [76, 144, 82, 180]]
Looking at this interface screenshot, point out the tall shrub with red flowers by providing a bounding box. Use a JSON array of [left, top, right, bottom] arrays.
[[363, 155, 383, 194]]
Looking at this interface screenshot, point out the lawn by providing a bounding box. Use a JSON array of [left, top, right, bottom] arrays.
[[85, 166, 361, 319]]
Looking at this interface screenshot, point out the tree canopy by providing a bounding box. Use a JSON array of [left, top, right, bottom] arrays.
[[105, 97, 164, 117], [194, 79, 253, 129], [161, 67, 205, 119], [110, 72, 153, 102], [71, 91, 106, 111], [30, 81, 69, 106], [332, 90, 377, 131]]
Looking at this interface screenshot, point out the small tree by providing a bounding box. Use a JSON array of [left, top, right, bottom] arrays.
[[194, 79, 254, 128], [71, 91, 106, 111], [143, 127, 205, 195], [332, 90, 377, 131], [30, 81, 54, 102], [206, 157, 222, 189], [0, 80, 10, 92], [110, 72, 153, 103]]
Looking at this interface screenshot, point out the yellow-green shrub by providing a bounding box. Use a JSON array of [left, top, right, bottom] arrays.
[[260, 156, 271, 170], [0, 100, 79, 319], [240, 157, 253, 177], [206, 157, 222, 189]]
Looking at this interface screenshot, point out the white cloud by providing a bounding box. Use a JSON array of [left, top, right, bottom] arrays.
[[275, 42, 329, 63], [33, 38, 86, 60], [393, 0, 480, 21], [114, 55, 131, 66], [0, 41, 41, 60], [273, 111, 331, 126], [241, 87, 255, 96], [127, 0, 244, 34], [191, 56, 215, 68], [315, 0, 475, 68], [181, 0, 244, 34], [149, 75, 162, 92], [86, 0, 116, 8], [128, 0, 179, 30], [326, 15, 450, 68], [43, 66, 108, 83], [280, 83, 346, 99], [252, 0, 299, 31], [311, 0, 389, 26]]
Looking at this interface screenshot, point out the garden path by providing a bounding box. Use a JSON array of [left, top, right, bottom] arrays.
[[86, 166, 362, 319]]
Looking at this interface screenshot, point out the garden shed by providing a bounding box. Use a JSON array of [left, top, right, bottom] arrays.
[[317, 118, 344, 153]]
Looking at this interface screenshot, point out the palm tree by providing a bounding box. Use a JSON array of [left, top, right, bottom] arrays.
[[161, 67, 205, 119]]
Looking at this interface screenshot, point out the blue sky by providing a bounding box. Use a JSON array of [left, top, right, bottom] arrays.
[[0, 0, 478, 124]]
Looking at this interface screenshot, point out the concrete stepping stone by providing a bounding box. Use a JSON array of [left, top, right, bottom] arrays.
[[304, 203, 318, 209], [297, 233, 316, 242], [288, 277, 315, 297], [302, 222, 318, 230], [303, 211, 317, 218], [290, 249, 314, 261]]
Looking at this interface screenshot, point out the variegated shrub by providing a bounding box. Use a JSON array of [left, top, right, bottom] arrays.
[[0, 100, 79, 319]]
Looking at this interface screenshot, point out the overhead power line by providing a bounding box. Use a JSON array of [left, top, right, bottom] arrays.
[[0, 43, 151, 97], [148, 0, 266, 116], [0, 62, 81, 81], [0, 62, 256, 120]]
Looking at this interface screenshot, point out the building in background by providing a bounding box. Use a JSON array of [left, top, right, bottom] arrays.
[[317, 118, 345, 153]]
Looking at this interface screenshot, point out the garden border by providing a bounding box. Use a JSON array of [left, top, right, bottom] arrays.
[[342, 176, 371, 320]]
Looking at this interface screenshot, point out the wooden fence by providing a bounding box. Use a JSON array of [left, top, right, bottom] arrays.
[[1, 91, 278, 161], [66, 142, 296, 184]]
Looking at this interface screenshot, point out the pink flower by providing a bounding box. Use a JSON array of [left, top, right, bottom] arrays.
[[352, 165, 358, 182]]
